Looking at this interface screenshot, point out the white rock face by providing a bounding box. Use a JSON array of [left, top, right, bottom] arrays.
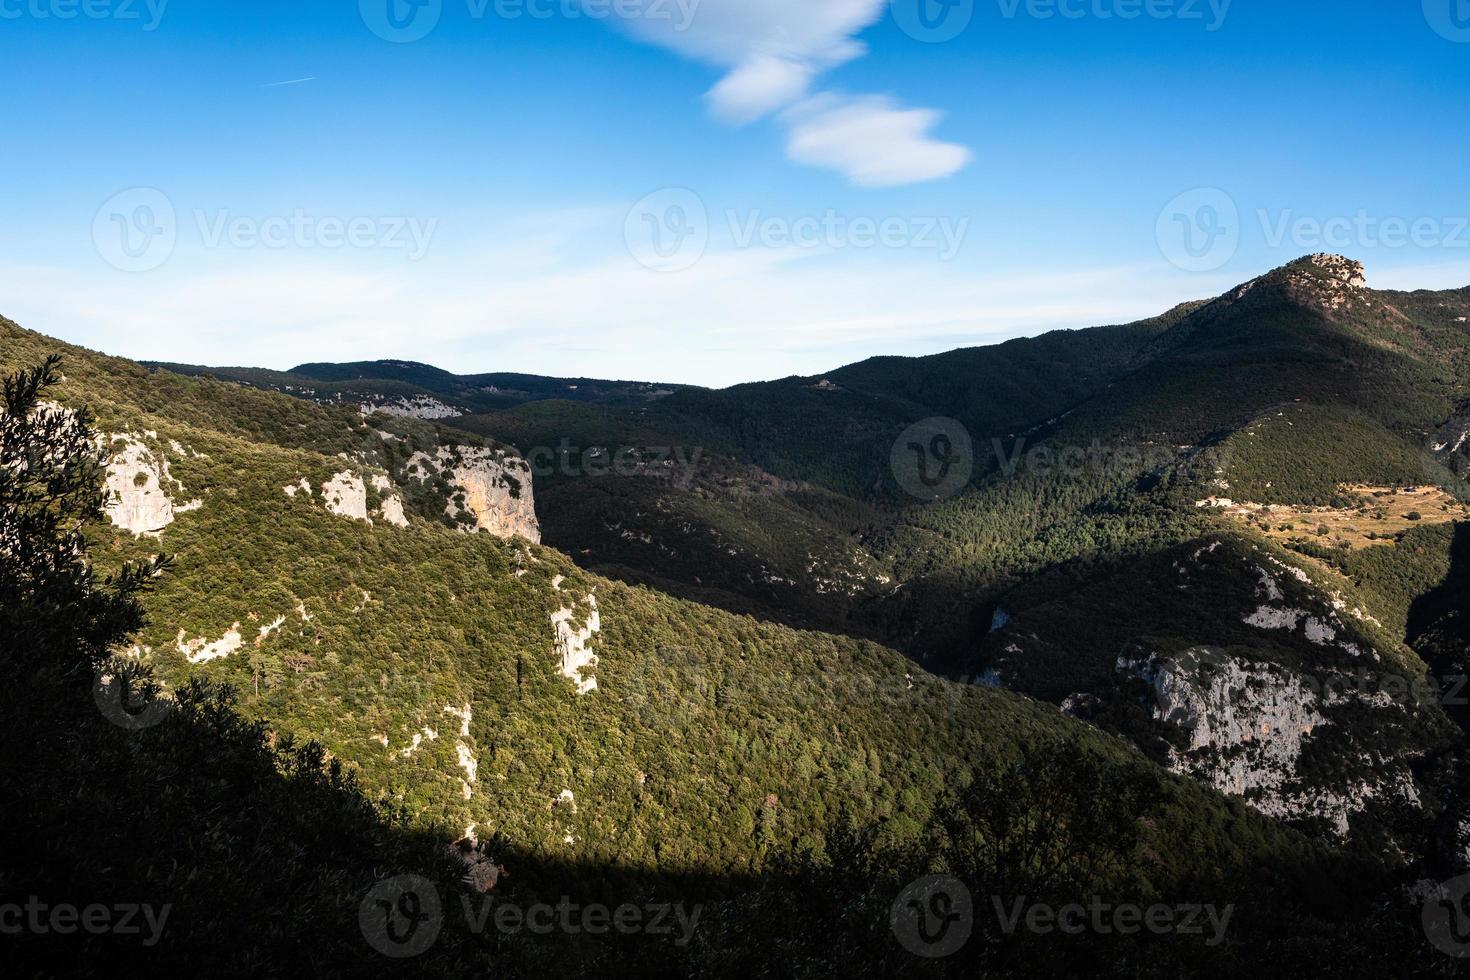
[[298, 472, 408, 527], [360, 395, 463, 420], [444, 703, 472, 738], [399, 727, 440, 759], [378, 494, 409, 528], [551, 594, 600, 695], [257, 616, 287, 644], [103, 436, 180, 536], [1300, 252, 1367, 288], [1241, 566, 1367, 657], [1119, 648, 1408, 836], [453, 751, 475, 801], [1244, 606, 1307, 631], [407, 446, 540, 542], [1283, 254, 1368, 313], [370, 474, 410, 527], [434, 702, 478, 799], [322, 471, 369, 522], [177, 623, 244, 664]]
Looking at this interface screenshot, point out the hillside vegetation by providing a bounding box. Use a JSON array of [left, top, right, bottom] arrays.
[[10, 254, 1470, 973]]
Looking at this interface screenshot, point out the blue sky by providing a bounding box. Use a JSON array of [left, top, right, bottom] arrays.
[[2, 0, 1468, 386]]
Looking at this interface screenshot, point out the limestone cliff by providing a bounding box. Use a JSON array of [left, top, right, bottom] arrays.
[[102, 433, 201, 537], [406, 445, 540, 543], [359, 394, 463, 420], [550, 578, 599, 695], [1116, 646, 1418, 836]]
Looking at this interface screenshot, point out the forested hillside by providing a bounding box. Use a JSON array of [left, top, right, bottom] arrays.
[[9, 254, 1470, 974]]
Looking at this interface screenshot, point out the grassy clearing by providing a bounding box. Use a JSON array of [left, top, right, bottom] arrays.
[[1212, 484, 1470, 552]]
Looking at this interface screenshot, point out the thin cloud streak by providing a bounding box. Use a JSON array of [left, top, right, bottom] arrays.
[[0, 245, 1223, 389]]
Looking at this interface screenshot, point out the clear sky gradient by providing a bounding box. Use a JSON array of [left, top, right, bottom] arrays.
[[2, 0, 1467, 386]]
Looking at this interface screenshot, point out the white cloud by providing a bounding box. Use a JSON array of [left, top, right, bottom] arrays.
[[606, 0, 971, 185], [614, 0, 882, 114], [706, 55, 815, 123], [784, 95, 971, 187]]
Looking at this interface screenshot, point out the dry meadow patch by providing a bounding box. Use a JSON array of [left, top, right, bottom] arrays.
[[1208, 484, 1470, 552]]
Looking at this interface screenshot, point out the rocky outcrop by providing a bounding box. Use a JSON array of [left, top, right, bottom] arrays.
[[455, 744, 478, 800], [551, 589, 600, 695], [1117, 646, 1418, 836], [176, 623, 243, 665], [102, 435, 200, 536], [370, 474, 410, 528], [1297, 252, 1367, 288], [406, 446, 540, 543], [1241, 563, 1369, 658], [359, 395, 463, 420], [553, 788, 578, 845], [994, 538, 1435, 841], [1282, 253, 1368, 313], [293, 471, 410, 527], [432, 703, 477, 799], [322, 471, 369, 522], [377, 494, 408, 527]]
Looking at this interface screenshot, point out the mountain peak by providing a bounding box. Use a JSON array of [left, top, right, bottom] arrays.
[[1270, 253, 1370, 317], [1212, 254, 1369, 319], [1282, 252, 1367, 288]]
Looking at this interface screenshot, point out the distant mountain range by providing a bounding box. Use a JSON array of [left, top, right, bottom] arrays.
[[148, 358, 687, 416]]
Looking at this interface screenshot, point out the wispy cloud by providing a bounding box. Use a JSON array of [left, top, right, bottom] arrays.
[[784, 95, 972, 188], [259, 76, 317, 88], [606, 0, 969, 186], [0, 213, 1210, 388]]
